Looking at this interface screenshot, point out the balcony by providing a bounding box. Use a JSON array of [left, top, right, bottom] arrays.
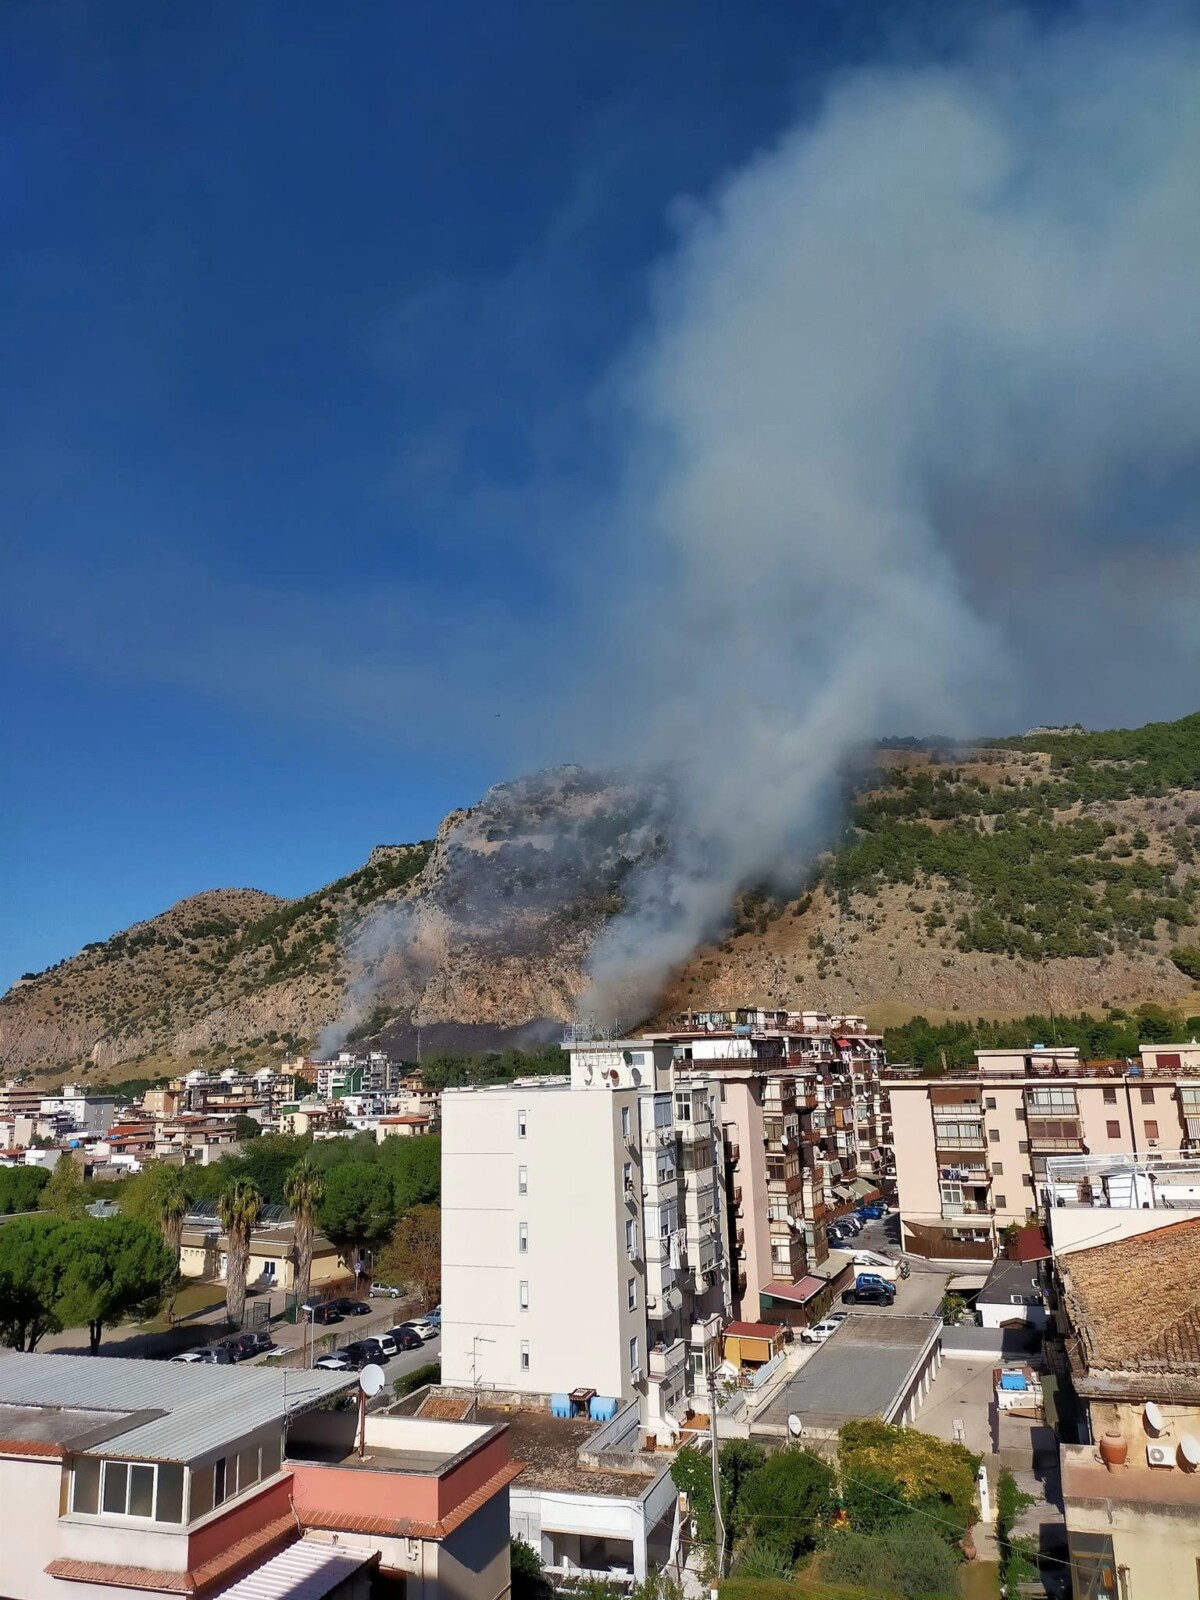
[[648, 1338, 687, 1381], [690, 1312, 723, 1347], [934, 1134, 987, 1152]]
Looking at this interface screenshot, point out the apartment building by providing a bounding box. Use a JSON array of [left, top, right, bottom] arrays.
[[651, 1009, 886, 1318], [1042, 1155, 1200, 1600], [440, 1037, 729, 1438], [888, 1044, 1200, 1258], [0, 1352, 516, 1600]]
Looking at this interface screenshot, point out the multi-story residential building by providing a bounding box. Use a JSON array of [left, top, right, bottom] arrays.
[[1042, 1154, 1200, 1600], [38, 1087, 120, 1134], [316, 1052, 401, 1100], [440, 1036, 729, 1438], [0, 1352, 516, 1600], [648, 1008, 886, 1319], [888, 1044, 1200, 1259]]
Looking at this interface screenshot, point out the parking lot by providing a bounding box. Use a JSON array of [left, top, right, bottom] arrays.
[[827, 1209, 949, 1319]]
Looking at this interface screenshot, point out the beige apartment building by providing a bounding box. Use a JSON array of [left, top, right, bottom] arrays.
[[440, 1037, 729, 1437], [889, 1044, 1200, 1258]]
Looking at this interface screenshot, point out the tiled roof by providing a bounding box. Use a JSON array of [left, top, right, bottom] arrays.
[[45, 1513, 297, 1594], [1062, 1217, 1200, 1375], [724, 1321, 781, 1338], [417, 1395, 474, 1421]]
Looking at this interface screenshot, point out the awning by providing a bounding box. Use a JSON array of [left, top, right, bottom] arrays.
[[947, 1274, 989, 1293], [214, 1540, 377, 1600], [761, 1276, 825, 1304]]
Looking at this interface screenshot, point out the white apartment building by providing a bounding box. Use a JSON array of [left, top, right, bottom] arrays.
[[440, 1040, 729, 1440]]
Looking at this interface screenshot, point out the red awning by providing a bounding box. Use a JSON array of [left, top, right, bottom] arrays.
[[762, 1276, 825, 1304]]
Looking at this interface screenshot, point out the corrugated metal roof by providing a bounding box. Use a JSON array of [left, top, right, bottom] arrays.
[[213, 1541, 374, 1600], [0, 1352, 355, 1463]]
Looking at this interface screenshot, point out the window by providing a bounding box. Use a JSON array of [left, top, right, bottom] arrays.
[[1022, 1174, 1033, 1188], [988, 1129, 1000, 1143], [518, 1164, 528, 1195], [627, 1277, 637, 1311], [1106, 1121, 1120, 1138], [990, 1161, 1003, 1175], [520, 1340, 530, 1371], [674, 1095, 691, 1122], [985, 1097, 997, 1110], [625, 1218, 635, 1252], [1103, 1087, 1117, 1104], [994, 1194, 1007, 1208], [518, 1222, 528, 1254], [71, 1458, 101, 1514], [1141, 1086, 1155, 1104], [1015, 1107, 1026, 1119], [1018, 1141, 1029, 1154], [1145, 1121, 1160, 1140], [519, 1280, 529, 1311], [261, 1260, 276, 1280], [95, 1460, 158, 1519], [629, 1335, 639, 1373], [623, 1161, 633, 1190], [621, 1106, 631, 1138], [517, 1109, 527, 1139]]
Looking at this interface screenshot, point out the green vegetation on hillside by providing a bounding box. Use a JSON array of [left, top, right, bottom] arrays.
[[884, 1004, 1200, 1072], [828, 712, 1200, 959]]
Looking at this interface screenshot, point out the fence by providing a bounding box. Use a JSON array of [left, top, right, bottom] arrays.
[[904, 1220, 995, 1260], [267, 1294, 421, 1370]]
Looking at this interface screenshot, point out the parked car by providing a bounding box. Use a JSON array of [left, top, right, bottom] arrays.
[[858, 1203, 887, 1220], [371, 1332, 399, 1358], [388, 1326, 423, 1352], [800, 1318, 843, 1344], [328, 1297, 371, 1317], [170, 1350, 208, 1363], [345, 1338, 390, 1366], [369, 1283, 403, 1298], [232, 1330, 276, 1359], [184, 1344, 233, 1364], [826, 1310, 849, 1324], [314, 1351, 355, 1371], [307, 1303, 344, 1326], [405, 1318, 438, 1342], [425, 1307, 441, 1327], [842, 1282, 896, 1307]]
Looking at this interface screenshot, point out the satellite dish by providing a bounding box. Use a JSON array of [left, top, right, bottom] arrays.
[[787, 1414, 802, 1437], [1144, 1401, 1164, 1435], [359, 1364, 385, 1397], [1179, 1433, 1200, 1469]]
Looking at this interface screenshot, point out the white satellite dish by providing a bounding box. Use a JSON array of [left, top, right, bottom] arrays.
[[1179, 1433, 1200, 1469], [787, 1414, 802, 1437], [359, 1364, 385, 1397], [1144, 1401, 1164, 1435]]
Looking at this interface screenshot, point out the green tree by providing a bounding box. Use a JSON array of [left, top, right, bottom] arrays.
[[376, 1204, 441, 1307], [510, 1536, 552, 1600], [41, 1155, 87, 1220], [839, 1420, 979, 1542], [737, 1446, 836, 1564], [822, 1515, 962, 1599], [670, 1440, 766, 1557], [58, 1219, 177, 1355], [0, 1218, 75, 1349], [217, 1178, 262, 1327], [158, 1172, 190, 1271], [283, 1156, 325, 1305], [377, 1133, 441, 1208], [0, 1166, 50, 1214], [225, 1133, 308, 1205], [233, 1114, 263, 1141], [318, 1164, 396, 1261]]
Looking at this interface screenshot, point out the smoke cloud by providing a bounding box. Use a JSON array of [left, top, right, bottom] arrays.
[[575, 14, 1200, 1019]]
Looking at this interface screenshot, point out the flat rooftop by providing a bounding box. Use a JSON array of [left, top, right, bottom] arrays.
[[474, 1406, 653, 1498], [756, 1315, 940, 1436]]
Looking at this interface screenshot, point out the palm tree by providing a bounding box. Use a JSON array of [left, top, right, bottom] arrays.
[[158, 1173, 190, 1265], [283, 1157, 325, 1307], [216, 1178, 262, 1328]]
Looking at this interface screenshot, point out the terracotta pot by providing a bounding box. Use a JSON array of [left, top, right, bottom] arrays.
[[1099, 1431, 1127, 1470]]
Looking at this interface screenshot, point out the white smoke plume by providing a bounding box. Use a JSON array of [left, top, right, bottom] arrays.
[[576, 13, 1200, 1020]]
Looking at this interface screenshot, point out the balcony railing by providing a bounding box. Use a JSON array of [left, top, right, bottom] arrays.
[[648, 1338, 687, 1380]]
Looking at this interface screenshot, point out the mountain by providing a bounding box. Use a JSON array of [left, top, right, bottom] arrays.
[[4, 715, 1200, 1082]]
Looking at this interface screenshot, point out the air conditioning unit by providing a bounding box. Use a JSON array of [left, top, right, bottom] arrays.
[[628, 1246, 640, 1263], [1146, 1442, 1174, 1469], [630, 1367, 642, 1386], [625, 1180, 636, 1195]]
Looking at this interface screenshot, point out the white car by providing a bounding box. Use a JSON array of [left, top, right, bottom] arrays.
[[800, 1318, 842, 1344], [369, 1283, 402, 1298], [406, 1318, 438, 1342], [314, 1352, 354, 1371], [169, 1350, 207, 1363]]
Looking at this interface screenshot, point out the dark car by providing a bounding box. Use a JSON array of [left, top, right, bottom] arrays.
[[328, 1297, 371, 1317], [842, 1283, 896, 1306], [345, 1339, 390, 1366], [309, 1303, 344, 1327], [232, 1330, 275, 1359], [388, 1326, 423, 1352]]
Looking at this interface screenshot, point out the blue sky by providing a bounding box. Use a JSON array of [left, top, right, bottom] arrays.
[[5, 0, 1196, 991]]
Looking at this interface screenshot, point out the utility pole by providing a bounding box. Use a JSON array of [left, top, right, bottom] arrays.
[[707, 1372, 726, 1578]]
